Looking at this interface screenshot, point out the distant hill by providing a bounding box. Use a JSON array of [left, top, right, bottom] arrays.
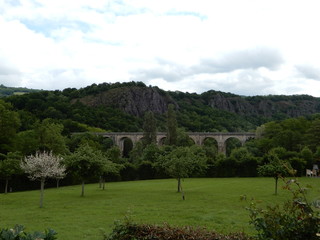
[[0, 84, 41, 97], [4, 81, 320, 132], [72, 82, 320, 130]]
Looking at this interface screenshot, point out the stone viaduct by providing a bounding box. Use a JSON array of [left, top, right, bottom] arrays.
[[93, 132, 256, 154]]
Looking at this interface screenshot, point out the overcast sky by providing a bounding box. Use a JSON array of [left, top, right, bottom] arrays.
[[1, 0, 320, 96]]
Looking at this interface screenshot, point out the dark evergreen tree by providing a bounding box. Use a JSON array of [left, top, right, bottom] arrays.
[[166, 104, 177, 146], [142, 111, 157, 145]]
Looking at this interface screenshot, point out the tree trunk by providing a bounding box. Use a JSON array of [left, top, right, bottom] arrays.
[[56, 178, 60, 188], [5, 179, 9, 194], [177, 178, 181, 192], [102, 179, 106, 190], [275, 177, 278, 195], [180, 182, 185, 200], [81, 181, 85, 197], [40, 179, 45, 208]]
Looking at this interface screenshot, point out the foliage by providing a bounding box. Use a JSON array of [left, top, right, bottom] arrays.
[[64, 144, 105, 196], [103, 219, 252, 240], [0, 225, 57, 240], [142, 111, 157, 145], [0, 152, 23, 194], [248, 178, 320, 240], [0, 100, 20, 153], [157, 146, 207, 195], [100, 159, 122, 190], [35, 119, 68, 155], [166, 104, 178, 145], [258, 149, 294, 195]]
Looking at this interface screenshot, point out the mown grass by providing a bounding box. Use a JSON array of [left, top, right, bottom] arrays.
[[1, 177, 320, 240]]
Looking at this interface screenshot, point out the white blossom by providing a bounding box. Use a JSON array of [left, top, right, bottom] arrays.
[[21, 151, 66, 181]]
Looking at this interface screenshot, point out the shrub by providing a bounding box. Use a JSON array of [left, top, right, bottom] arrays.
[[103, 219, 252, 240], [0, 225, 57, 240], [248, 178, 320, 240]]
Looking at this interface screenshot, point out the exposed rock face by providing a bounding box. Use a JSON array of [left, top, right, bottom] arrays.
[[76, 87, 175, 117], [74, 86, 320, 120], [207, 93, 320, 118]]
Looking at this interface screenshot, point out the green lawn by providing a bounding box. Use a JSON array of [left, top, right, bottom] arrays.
[[1, 177, 320, 240]]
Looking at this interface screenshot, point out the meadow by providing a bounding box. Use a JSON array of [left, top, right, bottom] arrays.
[[1, 177, 320, 240]]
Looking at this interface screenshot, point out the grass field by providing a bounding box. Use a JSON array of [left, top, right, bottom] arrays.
[[1, 177, 320, 240]]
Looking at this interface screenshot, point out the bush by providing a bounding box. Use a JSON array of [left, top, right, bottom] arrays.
[[103, 219, 252, 240], [248, 178, 320, 240], [0, 225, 57, 240]]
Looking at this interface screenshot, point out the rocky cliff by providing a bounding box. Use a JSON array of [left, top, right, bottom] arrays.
[[75, 86, 175, 117], [74, 85, 320, 121], [205, 92, 320, 118]]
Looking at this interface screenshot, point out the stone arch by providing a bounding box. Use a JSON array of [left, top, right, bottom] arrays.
[[224, 137, 242, 156], [102, 136, 115, 149], [188, 137, 196, 145], [202, 137, 219, 155], [119, 137, 134, 157], [136, 136, 145, 143], [157, 136, 167, 145]]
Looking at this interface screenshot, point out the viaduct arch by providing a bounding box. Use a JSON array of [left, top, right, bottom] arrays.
[[93, 132, 255, 155]]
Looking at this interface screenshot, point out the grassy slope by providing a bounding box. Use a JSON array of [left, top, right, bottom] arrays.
[[1, 178, 319, 240]]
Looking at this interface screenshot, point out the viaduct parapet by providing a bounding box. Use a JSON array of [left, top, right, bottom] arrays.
[[92, 132, 256, 154]]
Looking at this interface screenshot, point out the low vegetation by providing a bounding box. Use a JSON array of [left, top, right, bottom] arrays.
[[104, 220, 253, 240]]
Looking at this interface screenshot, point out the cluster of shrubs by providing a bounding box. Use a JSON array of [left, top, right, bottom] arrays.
[[0, 225, 57, 240], [103, 220, 252, 240]]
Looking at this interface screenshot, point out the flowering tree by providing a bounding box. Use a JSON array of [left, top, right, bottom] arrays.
[[21, 151, 65, 208]]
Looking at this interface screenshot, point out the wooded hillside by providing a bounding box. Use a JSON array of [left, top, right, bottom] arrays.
[[2, 81, 319, 133]]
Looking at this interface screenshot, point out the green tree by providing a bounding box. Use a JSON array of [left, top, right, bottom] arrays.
[[65, 144, 104, 196], [107, 146, 123, 163], [0, 100, 20, 153], [36, 119, 68, 155], [100, 159, 122, 190], [176, 128, 194, 147], [307, 119, 320, 151], [0, 152, 23, 194], [166, 104, 177, 146], [158, 146, 207, 199], [140, 143, 160, 163], [258, 149, 294, 195], [229, 147, 260, 177], [21, 151, 66, 208], [300, 146, 314, 169], [14, 130, 39, 155], [142, 111, 157, 145]]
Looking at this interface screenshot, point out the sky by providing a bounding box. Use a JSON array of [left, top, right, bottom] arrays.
[[1, 0, 320, 97]]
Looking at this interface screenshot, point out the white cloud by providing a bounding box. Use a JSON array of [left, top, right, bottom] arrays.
[[0, 0, 320, 96]]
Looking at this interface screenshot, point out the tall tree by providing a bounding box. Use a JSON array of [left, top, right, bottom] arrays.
[[142, 111, 157, 146], [0, 100, 20, 154], [21, 151, 66, 208], [166, 104, 177, 146], [65, 144, 104, 197], [36, 119, 68, 155], [307, 119, 320, 151]]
